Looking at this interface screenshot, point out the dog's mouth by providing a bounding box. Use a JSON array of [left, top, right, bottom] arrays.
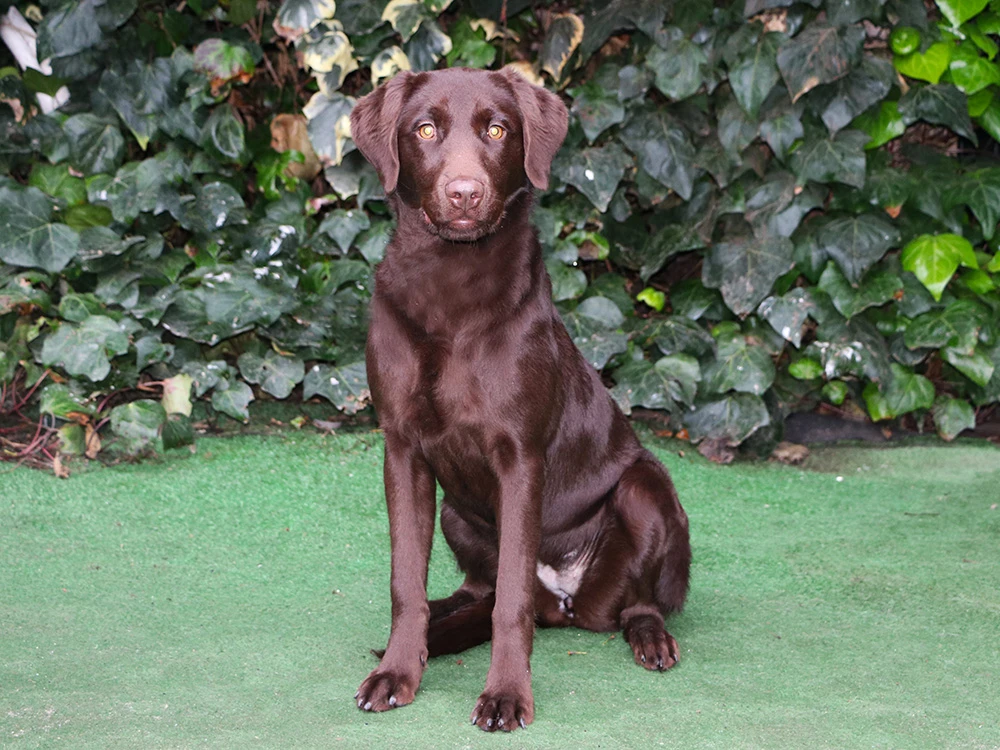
[[421, 208, 499, 242]]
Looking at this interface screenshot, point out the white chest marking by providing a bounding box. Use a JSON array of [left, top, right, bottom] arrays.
[[536, 554, 589, 600]]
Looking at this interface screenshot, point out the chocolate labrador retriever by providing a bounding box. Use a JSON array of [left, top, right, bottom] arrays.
[[349, 67, 691, 732]]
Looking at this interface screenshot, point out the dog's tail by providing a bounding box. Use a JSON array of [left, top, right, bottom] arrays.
[[427, 592, 495, 657]]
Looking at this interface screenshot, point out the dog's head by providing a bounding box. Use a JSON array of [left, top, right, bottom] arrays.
[[349, 67, 568, 242]]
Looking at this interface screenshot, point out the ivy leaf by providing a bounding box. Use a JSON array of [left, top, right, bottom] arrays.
[[193, 39, 255, 92], [932, 397, 976, 441], [684, 392, 771, 445], [812, 316, 892, 382], [853, 100, 906, 149], [648, 316, 716, 357], [942, 346, 996, 386], [904, 299, 989, 352], [947, 42, 1000, 95], [816, 213, 901, 284], [41, 315, 131, 382], [898, 84, 977, 144], [109, 400, 165, 453], [317, 208, 371, 253], [937, 0, 990, 28], [620, 110, 698, 200], [303, 360, 371, 414], [819, 54, 896, 134], [238, 350, 305, 399], [701, 329, 777, 396], [729, 32, 781, 118], [552, 143, 633, 213], [611, 354, 701, 413], [702, 234, 795, 318], [560, 297, 628, 370], [37, 0, 102, 60], [945, 168, 1000, 240], [305, 92, 354, 166], [28, 164, 86, 207], [540, 12, 584, 82], [817, 262, 902, 319], [162, 414, 195, 451], [757, 288, 815, 348], [0, 186, 80, 272], [570, 81, 626, 143], [900, 233, 979, 301], [273, 0, 337, 41], [63, 114, 126, 176], [893, 42, 951, 84], [647, 36, 708, 102], [203, 107, 246, 161], [776, 22, 863, 103], [760, 108, 805, 161], [789, 129, 868, 188], [884, 363, 935, 415], [547, 259, 587, 301], [211, 378, 254, 422], [39, 383, 94, 419]]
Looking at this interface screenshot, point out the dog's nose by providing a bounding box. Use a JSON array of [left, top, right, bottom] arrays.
[[445, 178, 484, 211]]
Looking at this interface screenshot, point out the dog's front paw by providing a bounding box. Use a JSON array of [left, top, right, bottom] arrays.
[[356, 667, 420, 712], [471, 687, 534, 732]]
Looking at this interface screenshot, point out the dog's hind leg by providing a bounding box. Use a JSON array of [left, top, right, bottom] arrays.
[[572, 452, 691, 671]]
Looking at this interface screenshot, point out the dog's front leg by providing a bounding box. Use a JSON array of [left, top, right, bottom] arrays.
[[471, 459, 542, 732], [356, 432, 435, 712]]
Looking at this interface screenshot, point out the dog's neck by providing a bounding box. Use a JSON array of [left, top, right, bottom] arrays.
[[377, 189, 549, 337]]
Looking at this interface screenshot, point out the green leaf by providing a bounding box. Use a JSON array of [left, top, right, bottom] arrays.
[[203, 107, 246, 161], [943, 345, 996, 385], [620, 110, 698, 200], [237, 350, 305, 399], [553, 143, 633, 213], [162, 413, 196, 451], [28, 164, 85, 207], [789, 357, 823, 379], [904, 299, 989, 352], [702, 329, 777, 396], [211, 379, 254, 422], [39, 383, 94, 419], [637, 287, 666, 311], [702, 234, 795, 318], [853, 100, 906, 149], [546, 259, 587, 301], [274, 0, 337, 40], [946, 42, 1000, 94], [63, 114, 125, 176], [816, 213, 901, 284], [110, 400, 165, 453], [649, 316, 716, 358], [684, 392, 770, 445], [305, 92, 353, 166], [946, 168, 1000, 240], [820, 55, 896, 134], [569, 81, 626, 143], [863, 380, 894, 420], [818, 262, 903, 319], [40, 315, 131, 382], [317, 208, 371, 253], [776, 22, 863, 103], [884, 362, 935, 414], [822, 380, 849, 404], [445, 19, 496, 69], [612, 354, 701, 412], [900, 233, 978, 300], [789, 129, 868, 188], [38, 0, 102, 59], [303, 361, 371, 414], [729, 32, 781, 118], [898, 84, 977, 143], [758, 288, 814, 348], [894, 42, 951, 84], [193, 39, 255, 89], [932, 397, 976, 440], [647, 35, 708, 102], [560, 297, 628, 370], [670, 279, 724, 321], [937, 0, 990, 28], [0, 186, 80, 272]]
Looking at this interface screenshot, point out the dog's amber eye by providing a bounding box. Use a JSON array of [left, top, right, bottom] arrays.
[[418, 124, 435, 140], [488, 124, 505, 140]]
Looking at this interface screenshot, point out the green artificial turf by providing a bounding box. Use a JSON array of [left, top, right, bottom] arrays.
[[2, 431, 999, 749]]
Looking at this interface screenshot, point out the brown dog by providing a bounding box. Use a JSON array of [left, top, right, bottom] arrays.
[[349, 67, 691, 732]]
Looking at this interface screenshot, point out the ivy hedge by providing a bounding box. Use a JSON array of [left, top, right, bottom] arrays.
[[1, 0, 999, 467]]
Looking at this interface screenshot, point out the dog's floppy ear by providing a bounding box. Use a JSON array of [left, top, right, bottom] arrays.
[[349, 72, 412, 193], [502, 68, 569, 190]]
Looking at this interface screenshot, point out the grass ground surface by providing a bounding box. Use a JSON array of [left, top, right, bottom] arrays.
[[2, 430, 999, 749]]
